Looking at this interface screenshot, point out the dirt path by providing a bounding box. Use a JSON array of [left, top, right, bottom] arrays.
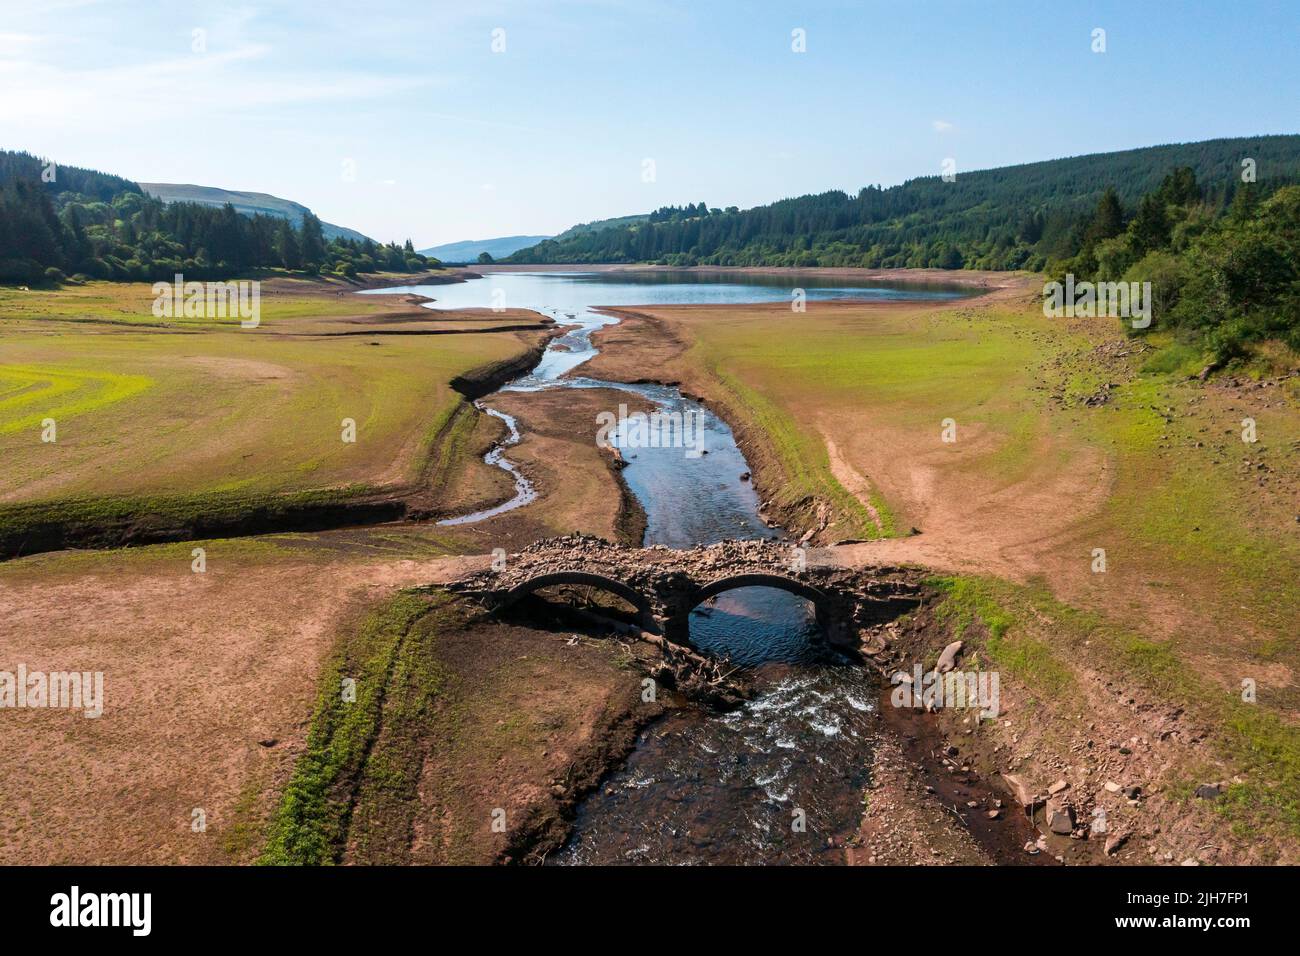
[[823, 420, 1114, 583]]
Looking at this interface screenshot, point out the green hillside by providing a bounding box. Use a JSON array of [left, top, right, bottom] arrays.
[[553, 213, 650, 241], [508, 135, 1300, 270], [139, 182, 370, 243], [0, 150, 431, 283]]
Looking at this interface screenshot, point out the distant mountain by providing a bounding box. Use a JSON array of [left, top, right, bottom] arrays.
[[139, 182, 371, 243], [418, 235, 552, 263]]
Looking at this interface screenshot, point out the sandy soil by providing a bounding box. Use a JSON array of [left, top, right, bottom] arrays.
[[0, 550, 472, 864], [485, 386, 651, 546]]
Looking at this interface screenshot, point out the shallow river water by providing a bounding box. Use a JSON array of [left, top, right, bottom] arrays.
[[366, 271, 966, 864]]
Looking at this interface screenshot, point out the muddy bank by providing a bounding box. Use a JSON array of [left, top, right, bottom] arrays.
[[853, 592, 1201, 865], [340, 597, 675, 866], [857, 663, 1055, 865], [498, 686, 667, 865], [450, 333, 554, 400], [485, 387, 651, 547]]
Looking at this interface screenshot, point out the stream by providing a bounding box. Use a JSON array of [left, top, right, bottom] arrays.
[[365, 270, 967, 864]]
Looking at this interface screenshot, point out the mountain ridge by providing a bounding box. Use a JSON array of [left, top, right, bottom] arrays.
[[140, 182, 371, 243]]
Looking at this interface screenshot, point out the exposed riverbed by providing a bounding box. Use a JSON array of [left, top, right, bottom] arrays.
[[366, 270, 967, 864]]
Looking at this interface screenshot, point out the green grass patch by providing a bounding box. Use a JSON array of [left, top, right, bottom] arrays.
[[1141, 340, 1206, 376], [259, 592, 436, 865], [344, 598, 458, 864], [928, 576, 1074, 698], [707, 359, 893, 538], [0, 364, 152, 435]]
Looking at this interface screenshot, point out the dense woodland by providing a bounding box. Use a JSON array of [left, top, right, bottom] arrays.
[[1058, 168, 1300, 359], [509, 136, 1300, 273], [0, 150, 434, 284]]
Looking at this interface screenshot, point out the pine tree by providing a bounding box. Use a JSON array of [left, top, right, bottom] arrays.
[[275, 220, 302, 270], [300, 212, 326, 266], [1083, 188, 1125, 249]]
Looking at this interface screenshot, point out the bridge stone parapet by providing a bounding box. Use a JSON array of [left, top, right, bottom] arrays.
[[449, 534, 923, 655]]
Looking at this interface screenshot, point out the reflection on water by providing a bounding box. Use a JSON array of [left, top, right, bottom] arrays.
[[690, 587, 820, 666], [367, 270, 965, 388]]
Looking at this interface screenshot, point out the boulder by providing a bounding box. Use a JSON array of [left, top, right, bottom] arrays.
[[1001, 772, 1038, 812], [1045, 799, 1075, 835]]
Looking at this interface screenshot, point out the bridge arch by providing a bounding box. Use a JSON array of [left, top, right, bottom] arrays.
[[500, 570, 660, 633], [676, 572, 851, 650], [689, 573, 829, 611]]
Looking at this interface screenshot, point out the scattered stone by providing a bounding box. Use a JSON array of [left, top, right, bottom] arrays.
[[1104, 833, 1129, 856], [986, 809, 1001, 820], [1047, 779, 1069, 796], [936, 640, 963, 674], [1103, 781, 1122, 793]]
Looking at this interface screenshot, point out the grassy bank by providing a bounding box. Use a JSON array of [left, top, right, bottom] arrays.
[[0, 276, 551, 554]]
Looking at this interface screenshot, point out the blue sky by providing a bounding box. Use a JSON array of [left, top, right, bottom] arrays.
[[2, 0, 1296, 247]]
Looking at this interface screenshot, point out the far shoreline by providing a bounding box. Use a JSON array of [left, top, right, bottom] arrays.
[[472, 261, 1031, 292]]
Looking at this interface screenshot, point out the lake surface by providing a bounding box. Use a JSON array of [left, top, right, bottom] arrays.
[[367, 270, 966, 863]]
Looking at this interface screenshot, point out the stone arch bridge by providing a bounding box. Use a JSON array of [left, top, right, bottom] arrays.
[[449, 534, 923, 655]]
